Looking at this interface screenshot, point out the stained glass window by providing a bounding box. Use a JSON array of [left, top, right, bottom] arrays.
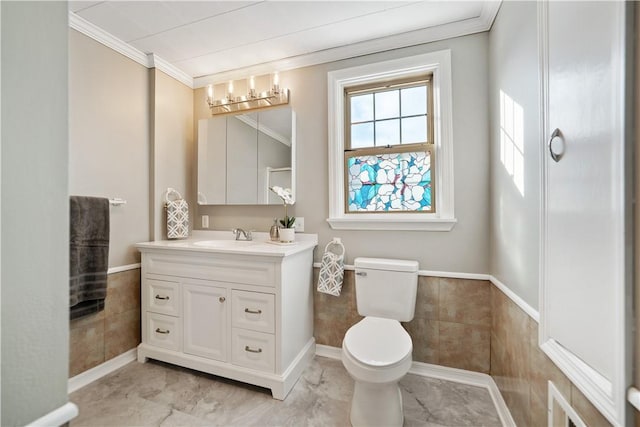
[[344, 75, 434, 213], [346, 150, 432, 212]]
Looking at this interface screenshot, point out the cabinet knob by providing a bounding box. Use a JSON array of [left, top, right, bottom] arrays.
[[219, 296, 226, 303]]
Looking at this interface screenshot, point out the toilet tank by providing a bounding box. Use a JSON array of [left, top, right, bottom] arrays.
[[354, 257, 419, 322]]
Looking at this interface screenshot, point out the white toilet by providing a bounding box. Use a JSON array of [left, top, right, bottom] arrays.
[[341, 257, 419, 427]]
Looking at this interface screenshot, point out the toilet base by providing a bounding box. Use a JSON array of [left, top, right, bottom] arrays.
[[349, 380, 404, 427]]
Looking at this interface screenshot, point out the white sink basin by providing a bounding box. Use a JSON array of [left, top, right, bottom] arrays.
[[192, 240, 257, 248]]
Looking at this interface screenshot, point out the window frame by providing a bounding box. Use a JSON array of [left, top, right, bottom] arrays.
[[327, 50, 456, 231], [343, 75, 435, 214]]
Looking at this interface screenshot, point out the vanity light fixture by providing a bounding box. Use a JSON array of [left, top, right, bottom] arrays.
[[206, 72, 289, 115]]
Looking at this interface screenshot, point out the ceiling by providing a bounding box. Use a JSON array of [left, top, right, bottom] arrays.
[[69, 1, 500, 87]]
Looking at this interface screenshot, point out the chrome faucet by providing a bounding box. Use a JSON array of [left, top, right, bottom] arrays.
[[232, 228, 252, 241]]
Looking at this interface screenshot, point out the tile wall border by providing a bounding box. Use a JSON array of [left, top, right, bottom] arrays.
[[312, 263, 540, 323], [107, 263, 141, 275]]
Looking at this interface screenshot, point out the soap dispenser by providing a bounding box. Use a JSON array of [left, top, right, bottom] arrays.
[[269, 218, 280, 241]]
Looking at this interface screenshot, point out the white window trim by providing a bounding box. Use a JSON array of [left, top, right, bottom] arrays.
[[327, 49, 456, 231]]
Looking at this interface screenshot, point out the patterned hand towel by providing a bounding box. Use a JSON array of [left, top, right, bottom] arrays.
[[165, 188, 189, 239], [69, 196, 110, 320], [317, 239, 345, 297]]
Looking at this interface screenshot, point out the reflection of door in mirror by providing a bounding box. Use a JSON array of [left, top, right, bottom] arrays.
[[197, 107, 294, 205], [257, 108, 292, 204], [227, 113, 258, 204]]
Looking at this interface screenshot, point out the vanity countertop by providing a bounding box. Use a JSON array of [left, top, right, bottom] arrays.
[[136, 230, 318, 258]]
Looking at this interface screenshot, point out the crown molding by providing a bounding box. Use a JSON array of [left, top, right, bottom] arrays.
[[147, 54, 194, 88], [479, 0, 503, 30], [69, 12, 194, 89], [69, 12, 148, 67], [193, 2, 502, 88], [70, 1, 501, 91]]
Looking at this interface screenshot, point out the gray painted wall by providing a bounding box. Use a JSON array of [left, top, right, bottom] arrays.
[[488, 1, 541, 309], [196, 33, 491, 274], [69, 30, 150, 267], [1, 2, 70, 425]]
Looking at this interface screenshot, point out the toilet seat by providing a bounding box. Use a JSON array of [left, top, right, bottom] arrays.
[[343, 317, 412, 367], [342, 317, 413, 385]]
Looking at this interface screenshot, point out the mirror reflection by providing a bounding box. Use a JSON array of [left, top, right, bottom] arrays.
[[198, 107, 295, 205]]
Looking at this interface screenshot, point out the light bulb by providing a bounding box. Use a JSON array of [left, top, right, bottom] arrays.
[[248, 76, 256, 98]]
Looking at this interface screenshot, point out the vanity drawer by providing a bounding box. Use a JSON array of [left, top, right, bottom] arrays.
[[147, 312, 182, 352], [232, 290, 275, 333], [145, 279, 180, 316], [231, 328, 275, 373]]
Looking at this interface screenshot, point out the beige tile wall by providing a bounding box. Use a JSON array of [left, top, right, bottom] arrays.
[[313, 269, 492, 373], [490, 286, 612, 427], [314, 268, 618, 425], [69, 269, 141, 377]]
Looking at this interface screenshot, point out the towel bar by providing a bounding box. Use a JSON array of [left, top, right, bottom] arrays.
[[109, 198, 127, 206]]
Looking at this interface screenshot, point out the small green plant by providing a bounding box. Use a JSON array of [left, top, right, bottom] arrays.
[[279, 216, 296, 229]]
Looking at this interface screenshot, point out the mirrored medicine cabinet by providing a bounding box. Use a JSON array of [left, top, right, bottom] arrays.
[[197, 107, 295, 205]]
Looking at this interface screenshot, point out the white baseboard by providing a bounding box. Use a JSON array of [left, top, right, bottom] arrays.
[[68, 348, 137, 394], [315, 344, 343, 360], [26, 402, 79, 427], [315, 344, 516, 427], [409, 361, 516, 427]]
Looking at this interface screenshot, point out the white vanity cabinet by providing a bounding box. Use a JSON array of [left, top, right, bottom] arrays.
[[136, 234, 317, 400]]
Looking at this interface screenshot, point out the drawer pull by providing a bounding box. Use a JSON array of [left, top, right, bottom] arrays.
[[244, 345, 262, 354], [244, 308, 262, 314], [155, 295, 170, 300], [155, 328, 170, 335]]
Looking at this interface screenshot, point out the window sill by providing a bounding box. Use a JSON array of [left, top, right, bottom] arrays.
[[326, 216, 457, 231]]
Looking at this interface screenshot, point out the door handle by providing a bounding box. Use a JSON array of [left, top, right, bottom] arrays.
[[548, 128, 564, 162]]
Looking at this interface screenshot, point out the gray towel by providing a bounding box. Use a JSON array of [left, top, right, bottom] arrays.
[[69, 196, 110, 320]]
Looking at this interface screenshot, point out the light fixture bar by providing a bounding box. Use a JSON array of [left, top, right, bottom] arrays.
[[207, 73, 289, 116]]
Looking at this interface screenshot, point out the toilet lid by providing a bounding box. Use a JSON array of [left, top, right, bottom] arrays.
[[344, 317, 412, 367]]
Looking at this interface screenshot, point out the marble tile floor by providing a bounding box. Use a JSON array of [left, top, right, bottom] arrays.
[[70, 356, 502, 427]]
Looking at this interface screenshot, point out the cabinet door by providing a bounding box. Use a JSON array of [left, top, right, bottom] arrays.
[[183, 282, 227, 361], [541, 1, 628, 424]]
